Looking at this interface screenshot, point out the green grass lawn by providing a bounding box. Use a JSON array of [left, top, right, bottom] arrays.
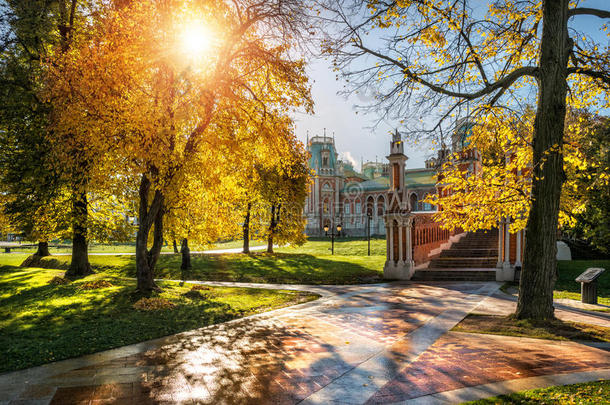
[[1, 239, 266, 255], [0, 264, 318, 373], [277, 237, 387, 256], [463, 380, 609, 404], [24, 252, 385, 285], [2, 237, 387, 285], [555, 260, 610, 306]]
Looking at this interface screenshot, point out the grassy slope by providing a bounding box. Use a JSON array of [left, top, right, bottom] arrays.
[[5, 243, 607, 289], [555, 260, 610, 306], [0, 265, 317, 373], [453, 314, 610, 342], [4, 238, 387, 285], [463, 380, 609, 404], [38, 253, 385, 285]]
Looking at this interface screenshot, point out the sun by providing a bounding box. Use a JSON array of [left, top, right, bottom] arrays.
[[181, 24, 214, 56]]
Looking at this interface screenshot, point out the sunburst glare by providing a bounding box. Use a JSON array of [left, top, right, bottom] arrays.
[[181, 24, 214, 57]]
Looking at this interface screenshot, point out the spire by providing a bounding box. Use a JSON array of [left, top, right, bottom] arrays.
[[390, 128, 405, 156], [306, 130, 309, 146], [393, 128, 401, 142]]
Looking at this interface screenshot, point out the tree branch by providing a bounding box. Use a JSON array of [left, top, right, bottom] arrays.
[[353, 42, 538, 100], [568, 67, 610, 85], [568, 8, 610, 19]]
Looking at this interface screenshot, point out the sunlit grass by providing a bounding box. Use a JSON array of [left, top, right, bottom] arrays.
[[0, 265, 317, 372], [555, 260, 610, 306], [463, 380, 609, 404], [453, 314, 610, 342], [2, 237, 387, 284], [0, 239, 266, 254]]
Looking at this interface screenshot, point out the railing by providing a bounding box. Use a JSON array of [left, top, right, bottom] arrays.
[[411, 213, 461, 264]]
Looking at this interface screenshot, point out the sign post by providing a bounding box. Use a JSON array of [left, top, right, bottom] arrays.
[[575, 268, 605, 304]]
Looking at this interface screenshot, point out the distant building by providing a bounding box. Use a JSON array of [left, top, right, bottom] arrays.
[[304, 131, 453, 237]]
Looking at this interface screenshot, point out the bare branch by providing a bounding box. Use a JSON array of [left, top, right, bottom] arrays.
[[568, 8, 610, 19], [354, 42, 538, 100]]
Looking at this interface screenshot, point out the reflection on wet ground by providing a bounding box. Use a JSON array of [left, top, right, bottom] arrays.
[[1, 281, 608, 404]]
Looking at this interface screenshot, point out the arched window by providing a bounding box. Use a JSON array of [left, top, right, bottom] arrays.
[[410, 193, 419, 211], [366, 196, 375, 216], [344, 200, 351, 215], [321, 150, 330, 167], [355, 199, 362, 214], [323, 198, 329, 214], [377, 196, 385, 216]]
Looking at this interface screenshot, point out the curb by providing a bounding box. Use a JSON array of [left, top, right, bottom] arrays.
[[398, 369, 610, 404]]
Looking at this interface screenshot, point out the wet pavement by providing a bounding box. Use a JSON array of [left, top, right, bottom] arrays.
[[0, 281, 608, 404]]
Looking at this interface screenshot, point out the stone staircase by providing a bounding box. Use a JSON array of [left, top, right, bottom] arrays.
[[412, 229, 498, 281]]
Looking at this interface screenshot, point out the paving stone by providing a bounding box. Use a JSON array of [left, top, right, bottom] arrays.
[[366, 331, 610, 404], [1, 281, 607, 405]]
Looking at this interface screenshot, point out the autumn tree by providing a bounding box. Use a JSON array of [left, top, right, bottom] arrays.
[[320, 0, 609, 320], [561, 112, 610, 254], [256, 136, 310, 254], [0, 1, 81, 258], [54, 0, 313, 293], [234, 118, 311, 254], [426, 108, 608, 241]]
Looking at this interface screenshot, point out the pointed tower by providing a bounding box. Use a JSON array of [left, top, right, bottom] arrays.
[[383, 130, 415, 279]]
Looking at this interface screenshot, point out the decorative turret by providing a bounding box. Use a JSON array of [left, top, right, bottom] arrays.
[[383, 129, 415, 280], [387, 129, 408, 191], [307, 131, 337, 176], [390, 129, 404, 155]]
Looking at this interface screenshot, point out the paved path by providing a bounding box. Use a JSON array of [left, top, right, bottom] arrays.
[[0, 281, 608, 405]]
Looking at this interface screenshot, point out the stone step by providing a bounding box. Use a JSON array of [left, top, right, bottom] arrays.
[[453, 241, 498, 248], [429, 257, 498, 268], [440, 248, 498, 257], [412, 269, 496, 281]]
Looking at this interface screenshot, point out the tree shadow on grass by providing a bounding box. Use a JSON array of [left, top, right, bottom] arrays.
[[0, 268, 260, 374], [157, 252, 384, 285], [25, 251, 385, 285]]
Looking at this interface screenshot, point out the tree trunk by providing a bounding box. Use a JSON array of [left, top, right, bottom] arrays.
[[267, 204, 276, 253], [180, 238, 191, 270], [243, 203, 251, 254], [173, 239, 179, 253], [516, 0, 570, 320], [66, 187, 92, 278], [35, 241, 50, 257], [135, 174, 164, 294]]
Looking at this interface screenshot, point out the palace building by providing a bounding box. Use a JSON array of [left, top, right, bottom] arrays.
[[304, 125, 526, 282], [304, 127, 473, 238]]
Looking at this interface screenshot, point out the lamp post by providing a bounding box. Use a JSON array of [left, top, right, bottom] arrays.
[[324, 223, 342, 255], [367, 213, 372, 256]]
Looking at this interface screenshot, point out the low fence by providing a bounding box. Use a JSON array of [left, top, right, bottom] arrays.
[[411, 213, 461, 264]]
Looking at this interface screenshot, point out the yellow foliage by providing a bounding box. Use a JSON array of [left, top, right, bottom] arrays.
[[426, 109, 605, 233]]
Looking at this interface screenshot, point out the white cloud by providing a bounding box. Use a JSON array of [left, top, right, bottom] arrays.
[[340, 151, 358, 169]]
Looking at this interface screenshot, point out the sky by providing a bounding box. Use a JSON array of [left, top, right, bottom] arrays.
[[293, 0, 609, 173], [293, 57, 430, 171]]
